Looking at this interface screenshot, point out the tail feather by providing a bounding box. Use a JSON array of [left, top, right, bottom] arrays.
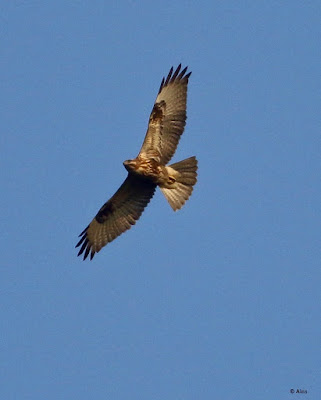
[[160, 156, 198, 211]]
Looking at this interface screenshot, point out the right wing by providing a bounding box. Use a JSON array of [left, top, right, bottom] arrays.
[[138, 65, 191, 165]]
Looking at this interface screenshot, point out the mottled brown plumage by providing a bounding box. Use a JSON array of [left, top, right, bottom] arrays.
[[76, 65, 197, 260]]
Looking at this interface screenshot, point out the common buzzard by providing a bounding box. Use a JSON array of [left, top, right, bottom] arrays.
[[76, 65, 198, 260]]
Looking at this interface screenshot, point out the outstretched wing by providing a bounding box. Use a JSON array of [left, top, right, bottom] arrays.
[[138, 64, 191, 165], [76, 175, 156, 260]]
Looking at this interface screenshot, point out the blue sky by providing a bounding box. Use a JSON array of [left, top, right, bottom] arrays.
[[1, 1, 320, 399]]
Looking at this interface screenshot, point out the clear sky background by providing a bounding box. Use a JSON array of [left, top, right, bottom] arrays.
[[1, 1, 320, 399]]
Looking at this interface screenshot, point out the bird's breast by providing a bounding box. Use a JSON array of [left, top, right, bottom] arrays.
[[127, 158, 166, 185]]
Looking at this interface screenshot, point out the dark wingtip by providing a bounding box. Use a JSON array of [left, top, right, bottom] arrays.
[[75, 233, 86, 248], [158, 77, 165, 93], [77, 238, 88, 255], [164, 66, 174, 87], [76, 225, 95, 261], [159, 64, 191, 92], [84, 245, 90, 260], [170, 64, 182, 82]]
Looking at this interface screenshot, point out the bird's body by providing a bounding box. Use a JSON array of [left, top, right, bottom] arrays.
[[76, 65, 198, 260], [123, 157, 161, 183], [123, 157, 177, 187]]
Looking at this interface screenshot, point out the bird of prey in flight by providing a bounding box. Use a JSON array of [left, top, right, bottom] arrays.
[[76, 64, 198, 260]]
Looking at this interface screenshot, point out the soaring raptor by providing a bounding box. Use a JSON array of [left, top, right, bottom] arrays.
[[76, 65, 198, 260]]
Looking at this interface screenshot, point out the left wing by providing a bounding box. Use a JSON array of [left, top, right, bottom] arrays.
[[76, 174, 156, 260], [138, 64, 191, 165]]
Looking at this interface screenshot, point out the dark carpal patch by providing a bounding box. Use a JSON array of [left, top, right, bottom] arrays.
[[150, 101, 166, 122], [95, 201, 115, 223]]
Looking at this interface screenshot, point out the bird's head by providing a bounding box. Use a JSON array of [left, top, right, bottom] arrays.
[[123, 159, 137, 173]]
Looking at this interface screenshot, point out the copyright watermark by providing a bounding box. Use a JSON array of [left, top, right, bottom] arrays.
[[290, 389, 308, 394]]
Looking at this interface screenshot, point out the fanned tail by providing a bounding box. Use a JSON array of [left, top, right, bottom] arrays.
[[160, 156, 198, 211]]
